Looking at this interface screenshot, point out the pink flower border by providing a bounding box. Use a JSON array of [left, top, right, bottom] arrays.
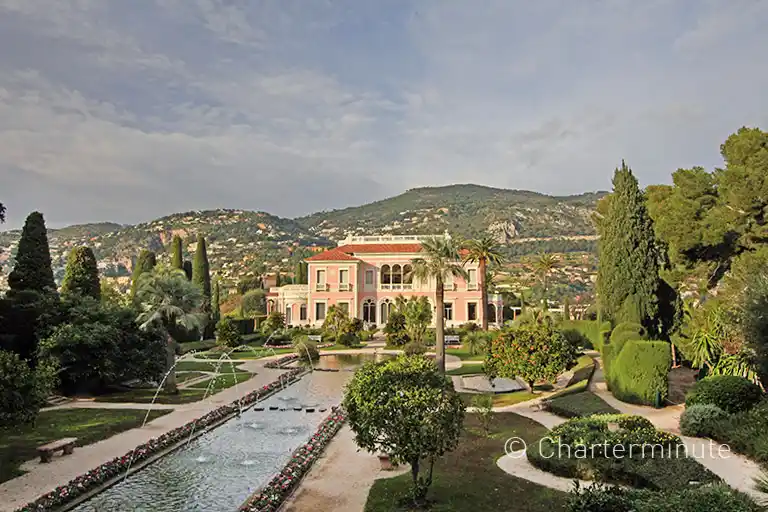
[[238, 408, 347, 512], [15, 365, 306, 512]]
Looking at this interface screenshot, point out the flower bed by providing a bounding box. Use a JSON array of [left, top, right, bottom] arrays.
[[239, 408, 347, 512], [264, 354, 300, 368], [15, 367, 306, 512]]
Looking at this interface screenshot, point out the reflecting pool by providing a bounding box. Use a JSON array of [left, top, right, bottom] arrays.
[[73, 372, 349, 512]]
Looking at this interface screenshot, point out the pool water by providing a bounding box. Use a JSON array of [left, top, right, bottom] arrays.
[[72, 372, 349, 512], [301, 352, 396, 371]]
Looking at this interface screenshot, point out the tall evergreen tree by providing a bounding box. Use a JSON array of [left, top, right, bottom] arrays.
[[192, 236, 212, 315], [9, 212, 55, 293], [170, 235, 183, 270], [275, 271, 282, 287], [61, 247, 101, 300], [597, 161, 663, 333], [129, 250, 157, 299], [211, 277, 221, 326], [563, 296, 571, 321]]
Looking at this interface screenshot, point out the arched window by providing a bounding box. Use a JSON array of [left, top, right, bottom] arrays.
[[363, 299, 376, 324], [380, 300, 393, 324], [392, 264, 402, 285], [381, 265, 391, 287], [403, 264, 413, 287]]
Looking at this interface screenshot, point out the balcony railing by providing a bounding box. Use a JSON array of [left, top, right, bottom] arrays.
[[315, 283, 329, 292], [380, 283, 413, 291], [443, 283, 457, 291], [339, 283, 353, 291]]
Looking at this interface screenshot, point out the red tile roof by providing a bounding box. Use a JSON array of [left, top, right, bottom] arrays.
[[339, 243, 423, 254], [306, 243, 425, 262], [305, 248, 360, 261]]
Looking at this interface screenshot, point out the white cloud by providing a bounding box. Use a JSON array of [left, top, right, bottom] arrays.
[[0, 0, 766, 228]]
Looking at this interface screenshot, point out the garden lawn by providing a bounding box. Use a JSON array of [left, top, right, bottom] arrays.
[[175, 360, 247, 372], [446, 363, 484, 376], [178, 339, 216, 354], [187, 371, 254, 391], [446, 346, 485, 361], [321, 343, 368, 351], [545, 391, 619, 418], [0, 408, 171, 483], [365, 412, 567, 511], [196, 347, 295, 359], [176, 371, 207, 383]]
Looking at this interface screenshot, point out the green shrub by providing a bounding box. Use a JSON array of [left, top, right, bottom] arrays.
[[403, 341, 427, 355], [561, 328, 592, 350], [608, 340, 670, 405], [545, 391, 620, 418], [0, 350, 57, 427], [707, 401, 768, 463], [384, 311, 409, 346], [567, 483, 761, 512], [680, 404, 728, 437], [215, 318, 243, 348], [337, 332, 360, 347], [685, 375, 763, 414], [464, 330, 493, 356], [560, 320, 611, 350], [609, 322, 648, 355], [293, 335, 319, 362]]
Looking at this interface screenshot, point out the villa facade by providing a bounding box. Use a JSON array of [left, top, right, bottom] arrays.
[[266, 234, 503, 328]]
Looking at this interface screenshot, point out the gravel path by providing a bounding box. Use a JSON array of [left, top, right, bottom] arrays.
[[282, 426, 408, 512]]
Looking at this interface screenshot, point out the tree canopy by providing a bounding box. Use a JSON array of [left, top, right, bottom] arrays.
[[8, 212, 55, 294], [61, 247, 101, 300], [343, 355, 465, 503]]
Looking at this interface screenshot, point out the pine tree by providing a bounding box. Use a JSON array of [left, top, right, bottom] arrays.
[[61, 247, 101, 299], [597, 161, 663, 333], [170, 235, 183, 270], [129, 250, 157, 299], [8, 212, 55, 293]]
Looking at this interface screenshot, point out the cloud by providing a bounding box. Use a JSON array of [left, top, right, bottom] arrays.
[[0, 0, 766, 228]]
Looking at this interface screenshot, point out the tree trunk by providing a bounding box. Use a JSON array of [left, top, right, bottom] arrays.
[[435, 278, 446, 375], [410, 458, 422, 503], [164, 334, 178, 394], [480, 259, 488, 330]]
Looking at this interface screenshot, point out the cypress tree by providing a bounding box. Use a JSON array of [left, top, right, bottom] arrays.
[[182, 260, 193, 280], [597, 161, 662, 333], [192, 236, 211, 309], [211, 277, 221, 326], [563, 296, 571, 321], [61, 247, 101, 300], [129, 250, 157, 299], [275, 271, 282, 287], [8, 212, 55, 293], [170, 235, 183, 270]]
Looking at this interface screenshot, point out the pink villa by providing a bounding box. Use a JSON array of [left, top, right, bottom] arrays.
[[266, 234, 503, 328]]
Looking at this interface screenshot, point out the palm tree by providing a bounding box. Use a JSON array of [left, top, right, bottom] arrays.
[[462, 236, 504, 330], [410, 236, 469, 374], [136, 265, 204, 394], [530, 253, 560, 309]]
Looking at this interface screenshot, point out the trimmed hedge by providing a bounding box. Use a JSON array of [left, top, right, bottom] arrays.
[[685, 376, 763, 414], [609, 322, 647, 356], [545, 391, 619, 418], [561, 320, 612, 351], [567, 483, 761, 512], [607, 340, 670, 405]]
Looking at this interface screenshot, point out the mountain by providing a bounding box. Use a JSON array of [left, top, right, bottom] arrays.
[[0, 185, 607, 291], [297, 184, 607, 242], [0, 210, 329, 291]]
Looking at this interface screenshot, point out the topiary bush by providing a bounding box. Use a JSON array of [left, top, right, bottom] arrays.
[[685, 375, 763, 414], [561, 328, 592, 350], [680, 404, 728, 437], [608, 340, 670, 405], [609, 322, 648, 355], [560, 320, 612, 351], [215, 318, 243, 348]]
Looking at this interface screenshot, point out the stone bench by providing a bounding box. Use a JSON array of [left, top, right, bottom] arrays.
[[37, 437, 78, 463]]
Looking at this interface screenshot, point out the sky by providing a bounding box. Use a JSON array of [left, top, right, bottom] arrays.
[[1, 0, 767, 229]]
